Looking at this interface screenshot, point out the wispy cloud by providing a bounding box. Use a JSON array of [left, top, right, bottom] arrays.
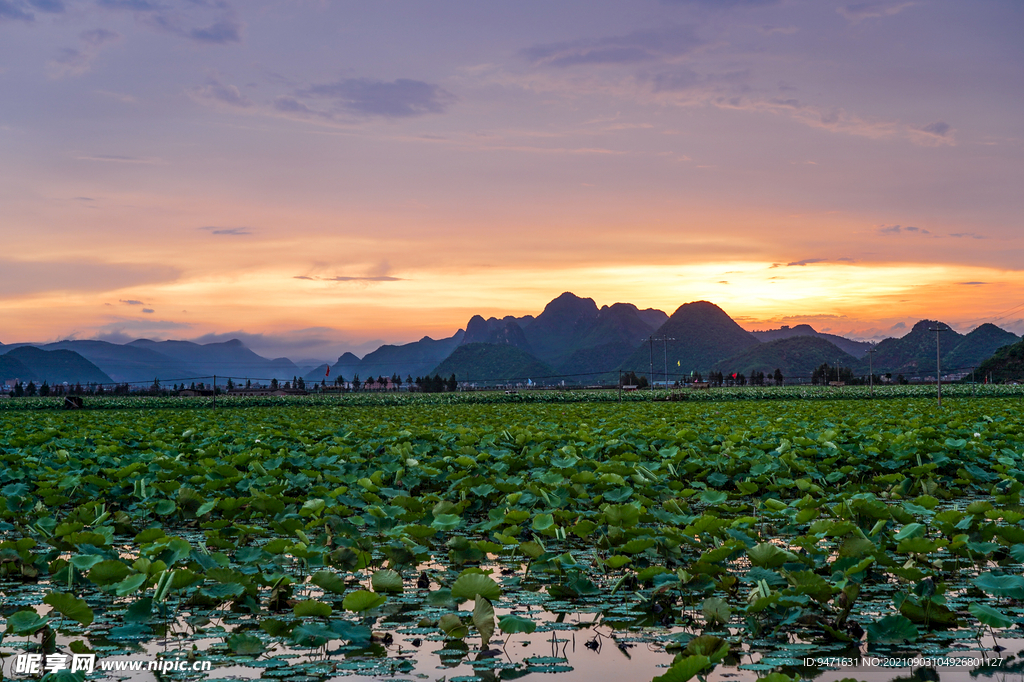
[[201, 226, 251, 236], [294, 260, 405, 284], [523, 25, 704, 68], [73, 154, 163, 164], [878, 224, 931, 236], [119, 299, 144, 305], [713, 97, 956, 147], [188, 77, 253, 108], [838, 1, 917, 23], [49, 27, 120, 78], [97, 0, 242, 45], [787, 258, 827, 266], [323, 275, 403, 282], [296, 78, 456, 118]]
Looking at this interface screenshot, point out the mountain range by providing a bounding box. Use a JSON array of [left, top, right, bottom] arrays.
[[1, 292, 1021, 386]]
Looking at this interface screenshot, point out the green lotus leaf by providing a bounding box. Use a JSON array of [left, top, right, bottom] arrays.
[[865, 614, 919, 643], [226, 632, 266, 656], [969, 602, 1014, 629], [342, 589, 386, 612], [87, 560, 131, 586], [43, 592, 94, 627], [473, 596, 495, 649], [6, 610, 50, 635], [652, 655, 711, 682], [498, 614, 537, 634], [293, 599, 332, 617], [371, 568, 404, 593], [451, 573, 501, 602]]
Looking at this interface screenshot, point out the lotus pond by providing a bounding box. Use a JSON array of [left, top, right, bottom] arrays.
[[3, 396, 1024, 682]]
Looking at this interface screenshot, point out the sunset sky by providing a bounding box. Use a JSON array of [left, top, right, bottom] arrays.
[[2, 0, 1022, 361]]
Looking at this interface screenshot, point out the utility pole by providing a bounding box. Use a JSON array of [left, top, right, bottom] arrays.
[[868, 347, 876, 397], [644, 335, 675, 390], [618, 370, 622, 403], [648, 337, 654, 391], [654, 336, 676, 387], [212, 374, 216, 409], [929, 325, 947, 407]]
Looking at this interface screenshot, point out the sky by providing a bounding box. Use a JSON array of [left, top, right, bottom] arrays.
[[1, 0, 1022, 361]]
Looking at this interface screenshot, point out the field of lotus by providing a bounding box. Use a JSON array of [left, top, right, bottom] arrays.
[[2, 395, 1024, 682]]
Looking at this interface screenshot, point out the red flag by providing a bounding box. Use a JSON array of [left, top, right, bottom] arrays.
[[325, 365, 330, 378]]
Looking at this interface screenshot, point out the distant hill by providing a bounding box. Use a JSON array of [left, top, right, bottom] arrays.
[[866, 320, 1018, 378], [620, 301, 759, 377], [353, 331, 465, 380], [129, 339, 300, 381], [976, 338, 1024, 382], [303, 364, 332, 383], [943, 324, 1020, 371], [449, 296, 668, 381], [38, 340, 190, 383], [751, 324, 872, 358], [713, 336, 859, 381], [521, 292, 601, 367], [462, 316, 533, 351], [870, 320, 963, 377], [431, 343, 554, 383], [0, 354, 35, 383], [4, 346, 112, 384]]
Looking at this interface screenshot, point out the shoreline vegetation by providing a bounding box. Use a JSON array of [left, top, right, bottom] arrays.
[[1, 383, 1022, 411]]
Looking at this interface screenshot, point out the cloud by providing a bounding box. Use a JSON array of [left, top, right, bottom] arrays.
[[890, 321, 906, 330], [662, 0, 781, 7], [187, 18, 241, 44], [949, 232, 986, 239], [28, 0, 64, 10], [49, 28, 121, 78], [119, 299, 144, 305], [141, 308, 154, 313], [297, 78, 456, 118], [97, 0, 242, 44], [324, 275, 403, 282], [958, 282, 986, 286], [838, 1, 917, 22], [94, 317, 192, 337], [295, 260, 405, 283], [787, 258, 827, 266], [0, 0, 34, 21], [186, 328, 384, 362], [877, 224, 931, 236], [295, 275, 404, 283], [0, 259, 180, 297], [712, 97, 956, 147], [523, 25, 704, 68], [201, 226, 251, 236], [649, 68, 750, 93], [74, 154, 162, 164], [189, 78, 253, 108]]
